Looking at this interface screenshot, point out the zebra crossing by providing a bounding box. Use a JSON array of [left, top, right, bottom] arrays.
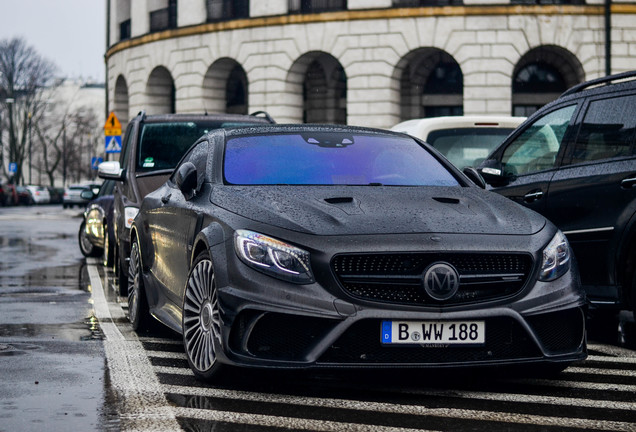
[[134, 332, 636, 431], [89, 262, 636, 431]]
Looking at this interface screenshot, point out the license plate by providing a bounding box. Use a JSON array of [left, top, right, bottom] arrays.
[[381, 320, 485, 345]]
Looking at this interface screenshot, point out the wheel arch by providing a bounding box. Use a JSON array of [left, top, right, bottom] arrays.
[[190, 222, 226, 268]]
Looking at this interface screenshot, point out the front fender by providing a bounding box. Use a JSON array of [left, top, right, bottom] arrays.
[[190, 222, 227, 268]]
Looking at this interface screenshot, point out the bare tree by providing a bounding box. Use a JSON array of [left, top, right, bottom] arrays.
[[0, 37, 57, 184]]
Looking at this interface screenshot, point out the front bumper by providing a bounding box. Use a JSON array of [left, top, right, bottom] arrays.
[[209, 230, 587, 370]]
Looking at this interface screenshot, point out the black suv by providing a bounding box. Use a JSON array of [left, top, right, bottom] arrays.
[[478, 70, 636, 315], [98, 111, 275, 294]]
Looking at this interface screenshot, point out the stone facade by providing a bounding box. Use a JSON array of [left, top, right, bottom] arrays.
[[106, 0, 636, 129]]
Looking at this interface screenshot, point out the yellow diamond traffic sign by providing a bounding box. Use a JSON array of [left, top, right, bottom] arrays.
[[104, 112, 122, 136]]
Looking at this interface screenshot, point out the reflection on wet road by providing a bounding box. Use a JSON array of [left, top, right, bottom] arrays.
[[0, 206, 118, 432], [2, 206, 636, 432]]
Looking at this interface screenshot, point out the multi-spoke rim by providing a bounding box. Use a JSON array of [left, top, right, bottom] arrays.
[[128, 242, 141, 324], [183, 258, 220, 373]]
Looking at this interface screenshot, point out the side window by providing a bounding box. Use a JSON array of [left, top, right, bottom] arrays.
[[172, 140, 209, 188], [501, 105, 576, 176], [565, 95, 636, 165]]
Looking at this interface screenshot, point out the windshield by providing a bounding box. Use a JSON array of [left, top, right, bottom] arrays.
[[137, 121, 258, 172], [224, 132, 460, 186]]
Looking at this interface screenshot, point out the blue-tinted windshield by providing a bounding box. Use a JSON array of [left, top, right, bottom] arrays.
[[224, 132, 459, 186]]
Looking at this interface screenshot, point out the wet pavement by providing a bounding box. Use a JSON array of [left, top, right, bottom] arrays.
[[1, 204, 636, 432], [0, 205, 118, 432]]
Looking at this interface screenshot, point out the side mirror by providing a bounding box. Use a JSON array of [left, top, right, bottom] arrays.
[[462, 167, 486, 189], [98, 161, 123, 180], [176, 162, 198, 199], [80, 190, 96, 200], [477, 159, 509, 187]]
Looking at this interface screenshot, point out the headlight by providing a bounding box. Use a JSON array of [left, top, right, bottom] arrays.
[[124, 206, 139, 229], [539, 230, 571, 281], [234, 229, 314, 284]]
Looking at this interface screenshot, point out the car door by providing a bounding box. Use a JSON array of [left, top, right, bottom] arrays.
[[485, 104, 579, 215], [145, 140, 209, 307], [543, 93, 636, 292]]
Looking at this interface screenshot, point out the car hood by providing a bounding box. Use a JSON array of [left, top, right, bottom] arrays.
[[210, 186, 546, 236]]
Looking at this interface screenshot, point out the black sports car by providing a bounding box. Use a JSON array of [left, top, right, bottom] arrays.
[[130, 124, 586, 381]]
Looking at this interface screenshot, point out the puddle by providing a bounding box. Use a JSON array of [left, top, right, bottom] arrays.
[[0, 321, 103, 342], [0, 343, 41, 357]]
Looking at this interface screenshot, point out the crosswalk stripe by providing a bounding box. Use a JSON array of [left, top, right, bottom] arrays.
[[173, 407, 439, 432], [164, 385, 636, 431]]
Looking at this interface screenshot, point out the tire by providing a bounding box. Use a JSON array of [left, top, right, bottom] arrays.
[[78, 221, 102, 258], [103, 222, 114, 268], [128, 240, 151, 332], [183, 250, 225, 381]]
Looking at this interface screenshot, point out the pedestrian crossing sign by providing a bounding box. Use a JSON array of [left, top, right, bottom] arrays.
[[105, 135, 122, 153]]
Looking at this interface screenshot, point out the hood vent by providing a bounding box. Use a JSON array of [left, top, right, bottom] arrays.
[[433, 197, 460, 204], [325, 197, 354, 204]]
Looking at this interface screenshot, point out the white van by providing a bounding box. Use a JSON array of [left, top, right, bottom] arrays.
[[391, 116, 525, 169]]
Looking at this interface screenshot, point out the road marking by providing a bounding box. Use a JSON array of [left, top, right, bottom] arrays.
[[88, 261, 636, 431], [88, 263, 182, 431], [88, 264, 125, 341], [172, 406, 439, 432], [165, 386, 636, 431]]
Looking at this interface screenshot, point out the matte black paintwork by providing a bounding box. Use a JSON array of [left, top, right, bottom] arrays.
[[133, 124, 586, 372]]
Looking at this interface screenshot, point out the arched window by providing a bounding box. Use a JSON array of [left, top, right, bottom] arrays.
[[398, 49, 463, 120], [203, 59, 248, 114], [302, 54, 346, 124], [512, 46, 584, 116], [146, 66, 175, 114], [114, 75, 129, 125]]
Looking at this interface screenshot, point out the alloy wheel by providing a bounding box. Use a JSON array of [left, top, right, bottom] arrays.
[[128, 241, 141, 326], [183, 257, 221, 374]]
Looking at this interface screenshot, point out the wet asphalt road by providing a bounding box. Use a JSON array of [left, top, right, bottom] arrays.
[[1, 205, 636, 432], [0, 205, 118, 432]]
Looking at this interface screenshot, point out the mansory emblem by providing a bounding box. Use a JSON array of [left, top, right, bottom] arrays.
[[423, 262, 460, 301]]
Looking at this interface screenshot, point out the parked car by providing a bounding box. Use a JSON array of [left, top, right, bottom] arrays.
[[78, 180, 116, 267], [127, 124, 586, 382], [391, 116, 525, 169], [63, 183, 101, 209], [98, 110, 276, 295], [477, 70, 636, 316], [25, 185, 51, 204], [0, 183, 18, 206], [48, 187, 64, 204], [15, 186, 33, 205]]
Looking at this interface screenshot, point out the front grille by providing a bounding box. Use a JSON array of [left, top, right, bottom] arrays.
[[319, 318, 541, 365], [526, 308, 585, 354], [331, 252, 533, 306]]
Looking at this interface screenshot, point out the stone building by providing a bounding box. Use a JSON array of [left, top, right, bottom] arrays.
[[105, 0, 636, 129]]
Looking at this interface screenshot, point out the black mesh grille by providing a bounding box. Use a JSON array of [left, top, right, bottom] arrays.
[[331, 252, 533, 306], [526, 308, 585, 354], [319, 318, 542, 365]]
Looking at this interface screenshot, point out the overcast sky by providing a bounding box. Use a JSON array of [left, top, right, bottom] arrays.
[[0, 0, 106, 82]]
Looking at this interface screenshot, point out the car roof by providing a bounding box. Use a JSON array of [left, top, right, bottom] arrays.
[[390, 116, 526, 140], [210, 123, 409, 140]]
